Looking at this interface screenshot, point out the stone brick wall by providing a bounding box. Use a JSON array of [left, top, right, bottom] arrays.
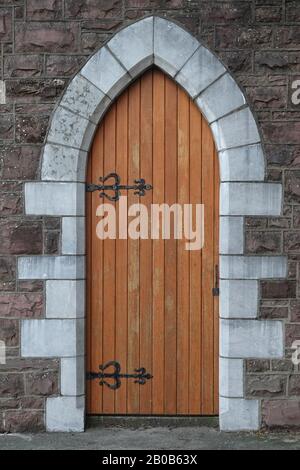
[[0, 0, 300, 431]]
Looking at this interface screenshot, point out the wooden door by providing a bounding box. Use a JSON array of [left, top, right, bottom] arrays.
[[86, 69, 219, 416]]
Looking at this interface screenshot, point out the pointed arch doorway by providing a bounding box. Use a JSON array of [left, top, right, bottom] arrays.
[[86, 69, 219, 416]]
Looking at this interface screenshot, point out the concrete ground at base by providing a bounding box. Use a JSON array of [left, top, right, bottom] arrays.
[[0, 425, 300, 450]]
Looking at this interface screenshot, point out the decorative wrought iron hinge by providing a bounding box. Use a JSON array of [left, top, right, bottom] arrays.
[[87, 360, 153, 390], [86, 173, 153, 202], [212, 264, 220, 296]]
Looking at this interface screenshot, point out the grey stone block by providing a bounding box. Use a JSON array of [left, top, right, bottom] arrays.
[[220, 279, 258, 319], [154, 17, 199, 77], [41, 144, 87, 182], [18, 256, 85, 280], [220, 216, 244, 254], [48, 106, 96, 152], [25, 183, 85, 216], [220, 398, 259, 431], [81, 46, 131, 99], [59, 74, 111, 125], [61, 357, 85, 396], [220, 255, 287, 280], [175, 46, 226, 99], [21, 319, 84, 357], [46, 280, 85, 319], [62, 217, 85, 255], [219, 144, 265, 182], [107, 17, 154, 78], [196, 73, 246, 123], [220, 183, 282, 216], [220, 358, 244, 398], [220, 319, 284, 358], [46, 396, 85, 432], [211, 108, 260, 150]]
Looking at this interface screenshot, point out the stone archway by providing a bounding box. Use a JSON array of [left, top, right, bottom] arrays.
[[18, 16, 286, 432]]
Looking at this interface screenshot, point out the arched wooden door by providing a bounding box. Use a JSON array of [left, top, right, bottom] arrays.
[[86, 69, 219, 416]]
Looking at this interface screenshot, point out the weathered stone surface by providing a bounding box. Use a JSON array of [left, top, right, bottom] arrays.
[[272, 359, 294, 373], [18, 280, 43, 292], [262, 122, 300, 145], [25, 370, 59, 396], [246, 375, 286, 397], [261, 280, 296, 299], [0, 257, 15, 288], [289, 376, 300, 396], [285, 171, 300, 204], [275, 27, 300, 49], [44, 231, 60, 255], [220, 51, 253, 73], [0, 114, 14, 140], [262, 400, 300, 428], [80, 31, 111, 53], [0, 374, 24, 397], [0, 146, 40, 180], [286, 0, 300, 22], [255, 5, 282, 23], [265, 145, 300, 167], [0, 293, 43, 318], [0, 193, 23, 215], [260, 306, 288, 319], [246, 359, 270, 373], [44, 217, 61, 230], [4, 410, 44, 432], [200, 1, 252, 24], [46, 55, 87, 77], [255, 51, 300, 73], [0, 8, 12, 42], [65, 0, 122, 18], [16, 115, 49, 144], [0, 319, 19, 346], [6, 78, 66, 103], [290, 300, 300, 322], [15, 22, 80, 53], [245, 217, 268, 229], [286, 324, 300, 347], [4, 55, 44, 78], [0, 358, 59, 372], [245, 231, 282, 254], [245, 86, 286, 109], [0, 219, 43, 255], [27, 0, 63, 20], [216, 26, 273, 49], [283, 231, 300, 252]]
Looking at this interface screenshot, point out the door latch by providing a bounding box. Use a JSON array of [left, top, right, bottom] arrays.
[[212, 264, 219, 297], [86, 173, 153, 202]]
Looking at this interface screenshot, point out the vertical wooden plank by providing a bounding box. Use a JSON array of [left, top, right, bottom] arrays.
[[102, 105, 117, 414], [115, 91, 129, 414], [189, 102, 202, 415], [177, 87, 190, 414], [127, 80, 140, 414], [139, 71, 153, 414], [89, 125, 104, 414], [213, 147, 220, 414], [164, 77, 178, 415], [201, 117, 215, 415], [152, 70, 165, 414]]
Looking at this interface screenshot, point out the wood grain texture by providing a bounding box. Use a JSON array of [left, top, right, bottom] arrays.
[[87, 69, 219, 416]]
